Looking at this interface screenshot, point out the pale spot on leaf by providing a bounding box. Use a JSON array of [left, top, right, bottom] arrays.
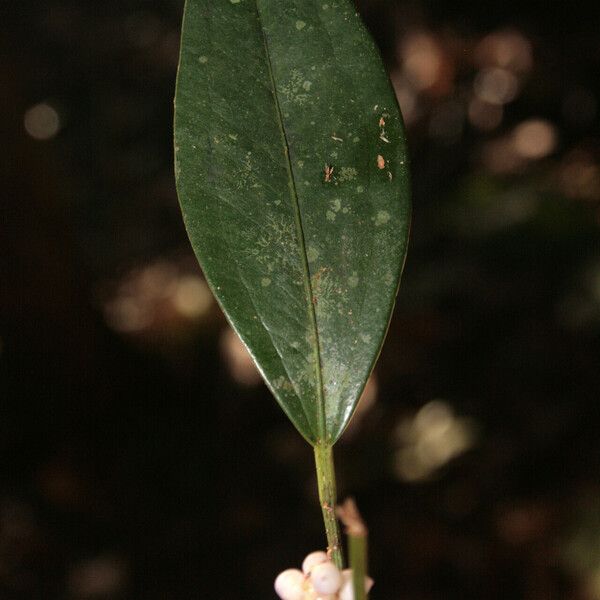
[[307, 245, 319, 263], [375, 210, 391, 226], [338, 167, 358, 182]]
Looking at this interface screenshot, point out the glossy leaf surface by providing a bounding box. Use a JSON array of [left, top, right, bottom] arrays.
[[174, 0, 410, 444]]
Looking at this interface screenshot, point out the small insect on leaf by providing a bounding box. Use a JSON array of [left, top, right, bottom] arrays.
[[377, 155, 386, 169], [324, 164, 334, 182], [379, 116, 390, 143]]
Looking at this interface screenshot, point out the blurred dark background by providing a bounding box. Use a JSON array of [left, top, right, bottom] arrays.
[[2, 1, 600, 598]]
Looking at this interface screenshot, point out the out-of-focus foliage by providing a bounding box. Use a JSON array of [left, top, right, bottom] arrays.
[[1, 0, 600, 598]]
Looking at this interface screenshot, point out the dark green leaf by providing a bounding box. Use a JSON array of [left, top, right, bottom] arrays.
[[174, 0, 410, 444]]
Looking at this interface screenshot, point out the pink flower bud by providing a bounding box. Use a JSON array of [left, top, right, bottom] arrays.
[[310, 562, 342, 595], [274, 569, 306, 600], [302, 551, 329, 575]]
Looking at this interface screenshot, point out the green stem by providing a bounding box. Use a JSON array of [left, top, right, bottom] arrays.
[[349, 531, 368, 600], [313, 442, 343, 569], [337, 498, 369, 600]]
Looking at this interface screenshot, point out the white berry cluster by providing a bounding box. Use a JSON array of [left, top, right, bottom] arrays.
[[274, 551, 373, 600]]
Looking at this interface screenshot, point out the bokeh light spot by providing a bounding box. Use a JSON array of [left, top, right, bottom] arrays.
[[400, 33, 443, 92], [394, 401, 477, 482], [474, 29, 533, 74], [220, 327, 262, 387], [172, 275, 212, 318], [474, 68, 519, 105], [23, 102, 61, 140], [512, 119, 558, 160], [468, 98, 503, 131]]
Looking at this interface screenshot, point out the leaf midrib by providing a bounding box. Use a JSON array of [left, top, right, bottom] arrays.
[[255, 3, 327, 442]]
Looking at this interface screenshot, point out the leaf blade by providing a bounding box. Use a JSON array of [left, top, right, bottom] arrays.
[[174, 0, 410, 444]]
